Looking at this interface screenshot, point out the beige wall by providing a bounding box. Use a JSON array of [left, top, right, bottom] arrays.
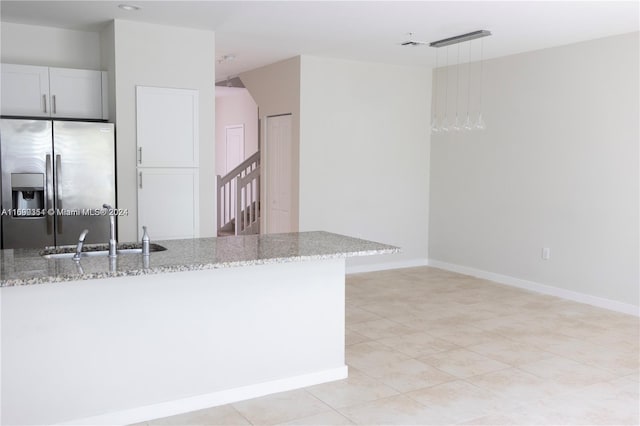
[[1, 22, 101, 70], [299, 56, 431, 269], [112, 20, 216, 240], [215, 89, 259, 176], [240, 57, 301, 232], [429, 32, 639, 308]]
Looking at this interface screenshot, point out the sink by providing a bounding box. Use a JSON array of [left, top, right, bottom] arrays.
[[41, 243, 167, 259]]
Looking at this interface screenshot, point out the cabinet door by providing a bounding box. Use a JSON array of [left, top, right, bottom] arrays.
[[1, 64, 50, 117], [49, 67, 103, 119], [137, 168, 199, 240], [136, 86, 199, 167]]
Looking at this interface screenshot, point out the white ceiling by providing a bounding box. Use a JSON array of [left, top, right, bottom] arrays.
[[1, 1, 638, 81]]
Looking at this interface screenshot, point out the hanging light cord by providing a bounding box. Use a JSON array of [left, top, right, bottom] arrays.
[[478, 38, 484, 116], [444, 47, 449, 122], [466, 41, 472, 120], [433, 47, 439, 122], [455, 43, 460, 121]]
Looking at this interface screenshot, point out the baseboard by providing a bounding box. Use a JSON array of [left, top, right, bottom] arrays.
[[428, 259, 639, 317], [346, 258, 429, 274], [60, 366, 348, 426]]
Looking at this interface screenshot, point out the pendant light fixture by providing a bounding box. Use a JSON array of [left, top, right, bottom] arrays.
[[431, 47, 440, 133], [429, 30, 491, 134], [441, 46, 450, 132], [452, 43, 461, 132], [475, 38, 486, 130], [463, 41, 474, 131]]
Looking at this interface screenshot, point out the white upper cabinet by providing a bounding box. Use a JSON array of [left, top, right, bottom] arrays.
[[48, 67, 104, 119], [136, 86, 199, 168], [1, 63, 107, 120], [1, 64, 50, 117]]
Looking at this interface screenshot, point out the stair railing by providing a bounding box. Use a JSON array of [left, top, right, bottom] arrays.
[[217, 151, 260, 236], [236, 166, 260, 235]]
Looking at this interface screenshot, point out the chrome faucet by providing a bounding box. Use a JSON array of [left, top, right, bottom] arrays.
[[141, 226, 150, 256], [103, 203, 117, 257], [73, 229, 89, 261]]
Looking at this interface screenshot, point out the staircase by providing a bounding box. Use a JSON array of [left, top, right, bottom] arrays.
[[217, 151, 260, 236]]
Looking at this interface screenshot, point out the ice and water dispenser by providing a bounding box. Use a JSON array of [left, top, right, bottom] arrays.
[[11, 173, 45, 215]]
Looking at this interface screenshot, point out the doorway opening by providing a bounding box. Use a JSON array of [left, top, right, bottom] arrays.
[[215, 86, 259, 236]]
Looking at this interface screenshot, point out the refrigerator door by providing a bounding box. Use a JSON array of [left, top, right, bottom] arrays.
[[53, 121, 115, 246], [1, 119, 55, 248]]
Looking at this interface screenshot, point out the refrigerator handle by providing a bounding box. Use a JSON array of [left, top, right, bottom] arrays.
[[55, 154, 63, 233], [45, 154, 54, 234], [138, 147, 142, 164]]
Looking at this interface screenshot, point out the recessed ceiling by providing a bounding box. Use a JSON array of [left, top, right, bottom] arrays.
[[1, 1, 637, 82]]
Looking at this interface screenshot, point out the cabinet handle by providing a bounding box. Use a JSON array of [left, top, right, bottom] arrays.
[[52, 95, 57, 114], [43, 94, 47, 113], [45, 154, 53, 234], [56, 154, 63, 233], [138, 147, 142, 164], [139, 171, 143, 189]]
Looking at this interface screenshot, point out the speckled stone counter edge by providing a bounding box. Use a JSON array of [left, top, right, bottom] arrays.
[[0, 232, 399, 287]]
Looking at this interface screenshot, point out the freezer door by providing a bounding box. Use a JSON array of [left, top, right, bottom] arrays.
[[1, 119, 55, 249], [53, 121, 115, 246]]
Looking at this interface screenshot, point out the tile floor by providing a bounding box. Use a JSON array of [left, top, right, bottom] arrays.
[[138, 267, 639, 425]]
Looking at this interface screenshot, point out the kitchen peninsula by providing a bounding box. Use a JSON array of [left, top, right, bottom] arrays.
[[0, 231, 398, 425]]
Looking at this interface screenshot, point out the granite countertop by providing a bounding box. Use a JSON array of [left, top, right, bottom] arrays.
[[0, 231, 399, 287]]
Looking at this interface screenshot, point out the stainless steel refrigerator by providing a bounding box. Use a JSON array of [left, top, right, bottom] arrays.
[[0, 119, 116, 249]]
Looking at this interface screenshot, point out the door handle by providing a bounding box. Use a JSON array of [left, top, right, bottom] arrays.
[[138, 147, 142, 164], [45, 154, 54, 234], [139, 171, 143, 189], [43, 94, 47, 113], [52, 95, 57, 114], [55, 154, 62, 233]]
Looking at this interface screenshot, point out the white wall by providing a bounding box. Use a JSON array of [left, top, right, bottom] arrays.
[[112, 20, 216, 241], [299, 56, 431, 269], [240, 57, 301, 232], [429, 32, 639, 308], [0, 22, 101, 70], [215, 88, 259, 176], [99, 22, 116, 123]]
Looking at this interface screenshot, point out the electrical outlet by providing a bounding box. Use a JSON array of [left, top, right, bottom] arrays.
[[542, 247, 550, 260]]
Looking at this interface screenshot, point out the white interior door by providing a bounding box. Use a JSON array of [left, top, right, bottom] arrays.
[[225, 125, 244, 221], [225, 125, 245, 173], [265, 114, 293, 234]]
